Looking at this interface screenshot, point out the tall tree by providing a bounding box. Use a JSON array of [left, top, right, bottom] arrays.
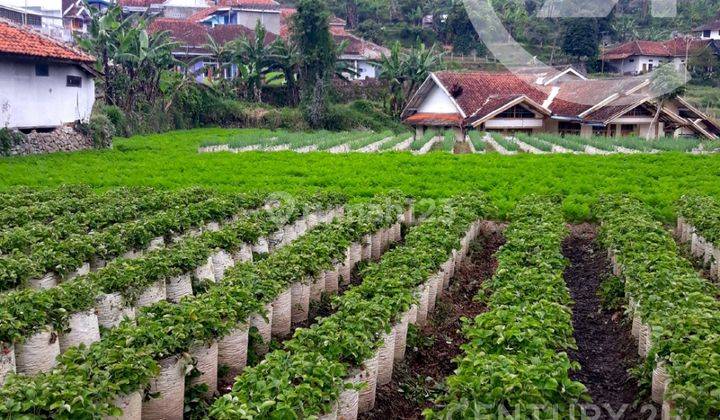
[[291, 0, 337, 128], [231, 22, 272, 103], [562, 19, 599, 60], [269, 38, 302, 106]]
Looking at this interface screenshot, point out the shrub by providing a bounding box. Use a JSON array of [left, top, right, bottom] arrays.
[[88, 114, 115, 149], [0, 128, 25, 156], [101, 105, 128, 137]]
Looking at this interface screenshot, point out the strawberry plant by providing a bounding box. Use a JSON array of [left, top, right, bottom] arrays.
[[596, 196, 720, 418], [428, 196, 588, 419]]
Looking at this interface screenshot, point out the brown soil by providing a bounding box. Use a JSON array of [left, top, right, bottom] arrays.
[[362, 226, 505, 420], [564, 224, 659, 419]]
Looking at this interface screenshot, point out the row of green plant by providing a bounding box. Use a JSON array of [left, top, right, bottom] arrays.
[[377, 132, 414, 151], [535, 133, 587, 152], [0, 185, 92, 214], [596, 196, 720, 418], [515, 133, 554, 152], [0, 193, 406, 418], [676, 195, 720, 246], [0, 192, 343, 346], [0, 191, 264, 291], [348, 131, 396, 151], [428, 196, 587, 418], [439, 131, 455, 152], [208, 192, 494, 418], [489, 132, 520, 152], [468, 130, 486, 152], [561, 134, 703, 153], [410, 130, 438, 151], [0, 187, 210, 254], [313, 132, 372, 151], [0, 185, 109, 229]]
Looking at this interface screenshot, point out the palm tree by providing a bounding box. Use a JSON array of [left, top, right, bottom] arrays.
[[197, 34, 232, 84], [231, 22, 272, 103], [377, 42, 407, 116], [377, 42, 444, 116], [403, 43, 443, 100], [269, 38, 301, 106], [78, 0, 126, 104]]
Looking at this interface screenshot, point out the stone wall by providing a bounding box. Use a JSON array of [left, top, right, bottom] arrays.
[[6, 125, 94, 156]]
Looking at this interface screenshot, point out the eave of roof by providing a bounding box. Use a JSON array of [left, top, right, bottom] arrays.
[[403, 113, 463, 126]]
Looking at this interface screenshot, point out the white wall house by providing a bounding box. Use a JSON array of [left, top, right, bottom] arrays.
[[609, 55, 686, 74], [0, 19, 96, 130], [694, 19, 720, 40], [600, 39, 704, 75]]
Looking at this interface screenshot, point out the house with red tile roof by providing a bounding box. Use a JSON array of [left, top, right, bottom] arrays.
[[600, 38, 711, 75], [693, 17, 720, 40], [149, 17, 275, 80], [0, 19, 97, 130], [279, 8, 388, 80], [402, 68, 720, 140]]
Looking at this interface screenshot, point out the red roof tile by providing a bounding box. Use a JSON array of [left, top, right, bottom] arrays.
[[0, 19, 94, 63], [149, 18, 275, 50], [432, 71, 550, 117], [695, 18, 720, 32], [552, 77, 649, 116], [601, 38, 709, 60]]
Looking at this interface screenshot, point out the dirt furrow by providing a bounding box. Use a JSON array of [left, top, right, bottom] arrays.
[[564, 224, 658, 420], [362, 227, 505, 420]]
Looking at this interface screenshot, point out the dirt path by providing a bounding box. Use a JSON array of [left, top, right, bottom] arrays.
[[564, 224, 658, 419], [362, 227, 505, 420]]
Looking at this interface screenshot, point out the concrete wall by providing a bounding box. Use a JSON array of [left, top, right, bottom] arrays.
[[234, 10, 280, 35], [698, 29, 720, 40], [163, 6, 207, 19], [607, 56, 685, 75], [0, 60, 95, 129], [484, 118, 544, 130], [417, 85, 460, 114]]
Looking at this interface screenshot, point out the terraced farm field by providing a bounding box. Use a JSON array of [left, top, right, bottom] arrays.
[[0, 128, 719, 419], [199, 129, 719, 156]]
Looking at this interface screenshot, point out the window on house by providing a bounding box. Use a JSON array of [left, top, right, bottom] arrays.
[[592, 126, 609, 137], [35, 64, 49, 77], [496, 105, 535, 119], [66, 75, 82, 87], [621, 124, 636, 136], [625, 106, 653, 117], [629, 59, 635, 62], [704, 30, 711, 38], [558, 121, 581, 136]]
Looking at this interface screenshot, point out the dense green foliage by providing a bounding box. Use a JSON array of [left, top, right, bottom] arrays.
[[209, 192, 493, 418], [0, 190, 260, 290], [677, 195, 720, 245], [329, 0, 720, 72], [0, 192, 343, 344], [596, 196, 720, 418], [2, 128, 720, 221], [428, 196, 587, 418], [0, 194, 405, 417]]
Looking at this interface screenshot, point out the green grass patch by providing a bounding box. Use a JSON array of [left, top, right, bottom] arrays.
[[2, 128, 720, 222]]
